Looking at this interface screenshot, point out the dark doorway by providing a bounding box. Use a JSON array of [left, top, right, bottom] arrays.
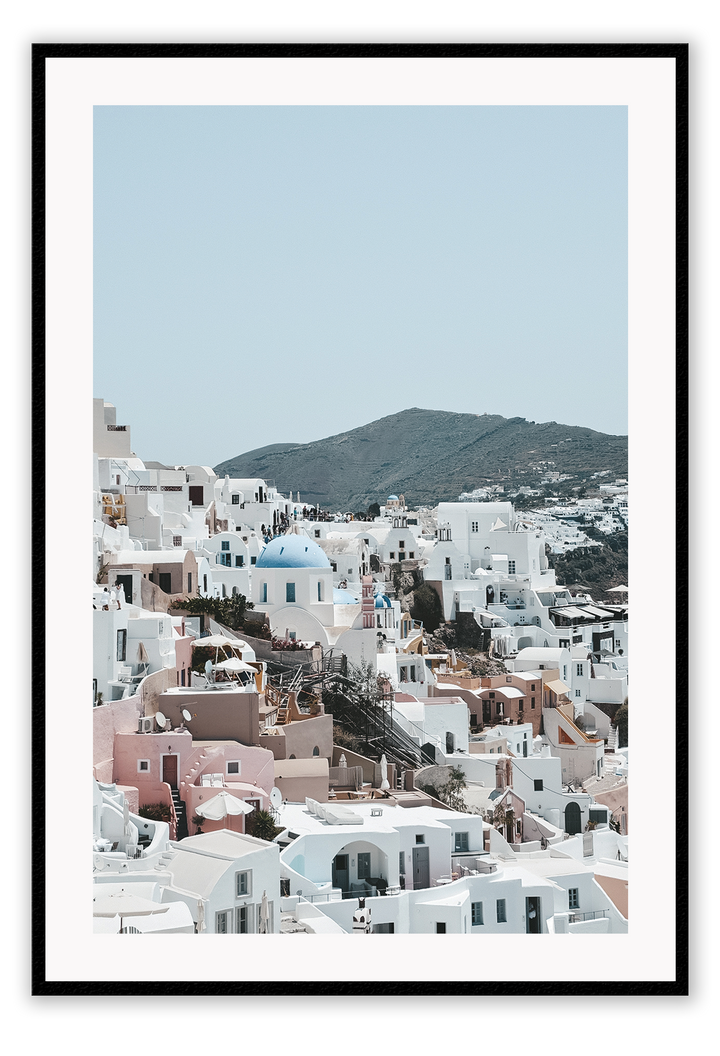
[[158, 572, 172, 594], [412, 845, 430, 889], [162, 755, 178, 788], [115, 574, 132, 604], [526, 896, 541, 933], [565, 801, 582, 835], [332, 853, 349, 894]]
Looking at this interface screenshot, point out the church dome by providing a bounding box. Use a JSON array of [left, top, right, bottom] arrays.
[[374, 593, 392, 608], [255, 534, 331, 569]]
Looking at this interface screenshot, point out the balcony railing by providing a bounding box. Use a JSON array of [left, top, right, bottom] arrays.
[[568, 909, 608, 923]]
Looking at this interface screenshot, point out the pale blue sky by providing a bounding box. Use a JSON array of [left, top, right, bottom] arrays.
[[94, 105, 627, 467]]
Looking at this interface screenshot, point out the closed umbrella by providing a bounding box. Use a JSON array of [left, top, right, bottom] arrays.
[[259, 890, 269, 934], [380, 754, 390, 791]]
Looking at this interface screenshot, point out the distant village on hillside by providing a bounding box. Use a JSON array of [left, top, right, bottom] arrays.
[[93, 398, 629, 936]]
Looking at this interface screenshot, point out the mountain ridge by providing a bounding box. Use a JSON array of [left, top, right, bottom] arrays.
[[214, 407, 627, 511]]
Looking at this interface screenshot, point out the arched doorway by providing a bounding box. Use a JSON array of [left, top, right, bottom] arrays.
[[564, 801, 582, 835]]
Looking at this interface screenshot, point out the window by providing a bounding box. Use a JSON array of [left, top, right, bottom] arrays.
[[137, 760, 150, 773], [531, 684, 536, 691], [312, 746, 319, 756], [568, 888, 579, 909], [399, 540, 405, 549], [534, 779, 543, 791], [575, 689, 581, 697], [317, 582, 323, 601], [261, 583, 267, 603], [221, 541, 230, 550], [232, 493, 240, 505], [454, 831, 469, 853], [508, 561, 516, 574], [216, 910, 231, 934], [519, 698, 524, 712], [472, 901, 484, 926], [236, 871, 251, 898], [116, 629, 127, 661], [471, 521, 479, 532], [436, 922, 446, 933], [589, 808, 607, 825], [203, 575, 207, 592], [409, 551, 415, 559], [400, 667, 408, 682], [314, 530, 321, 538], [173, 535, 182, 547], [399, 851, 405, 875], [250, 556, 256, 565], [496, 898, 507, 923], [236, 906, 250, 932], [218, 552, 231, 567], [531, 697, 535, 709], [235, 555, 243, 567], [389, 552, 395, 560], [358, 852, 371, 879], [227, 761, 240, 775], [576, 663, 583, 676], [398, 552, 405, 561], [415, 834, 425, 844]]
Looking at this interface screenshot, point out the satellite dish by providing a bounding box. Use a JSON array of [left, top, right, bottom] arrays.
[[182, 709, 192, 723], [155, 711, 167, 730], [270, 787, 283, 810]]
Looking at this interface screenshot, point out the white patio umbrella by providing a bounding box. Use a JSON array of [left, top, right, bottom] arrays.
[[195, 791, 255, 821], [93, 891, 169, 932], [192, 634, 238, 649], [380, 754, 390, 791], [192, 634, 243, 663], [259, 890, 269, 934], [216, 657, 256, 673], [606, 585, 629, 593]]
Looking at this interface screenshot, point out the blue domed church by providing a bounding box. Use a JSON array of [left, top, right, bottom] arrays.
[[252, 532, 338, 646]]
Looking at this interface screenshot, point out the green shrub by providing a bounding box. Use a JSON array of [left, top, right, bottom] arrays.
[[138, 802, 172, 823]]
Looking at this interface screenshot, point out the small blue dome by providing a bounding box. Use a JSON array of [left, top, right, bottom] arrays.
[[387, 495, 399, 501], [256, 534, 331, 569], [374, 593, 392, 608], [333, 588, 359, 604]]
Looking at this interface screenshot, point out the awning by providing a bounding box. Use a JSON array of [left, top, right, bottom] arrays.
[[545, 679, 570, 695], [579, 605, 615, 619], [550, 606, 587, 619]]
